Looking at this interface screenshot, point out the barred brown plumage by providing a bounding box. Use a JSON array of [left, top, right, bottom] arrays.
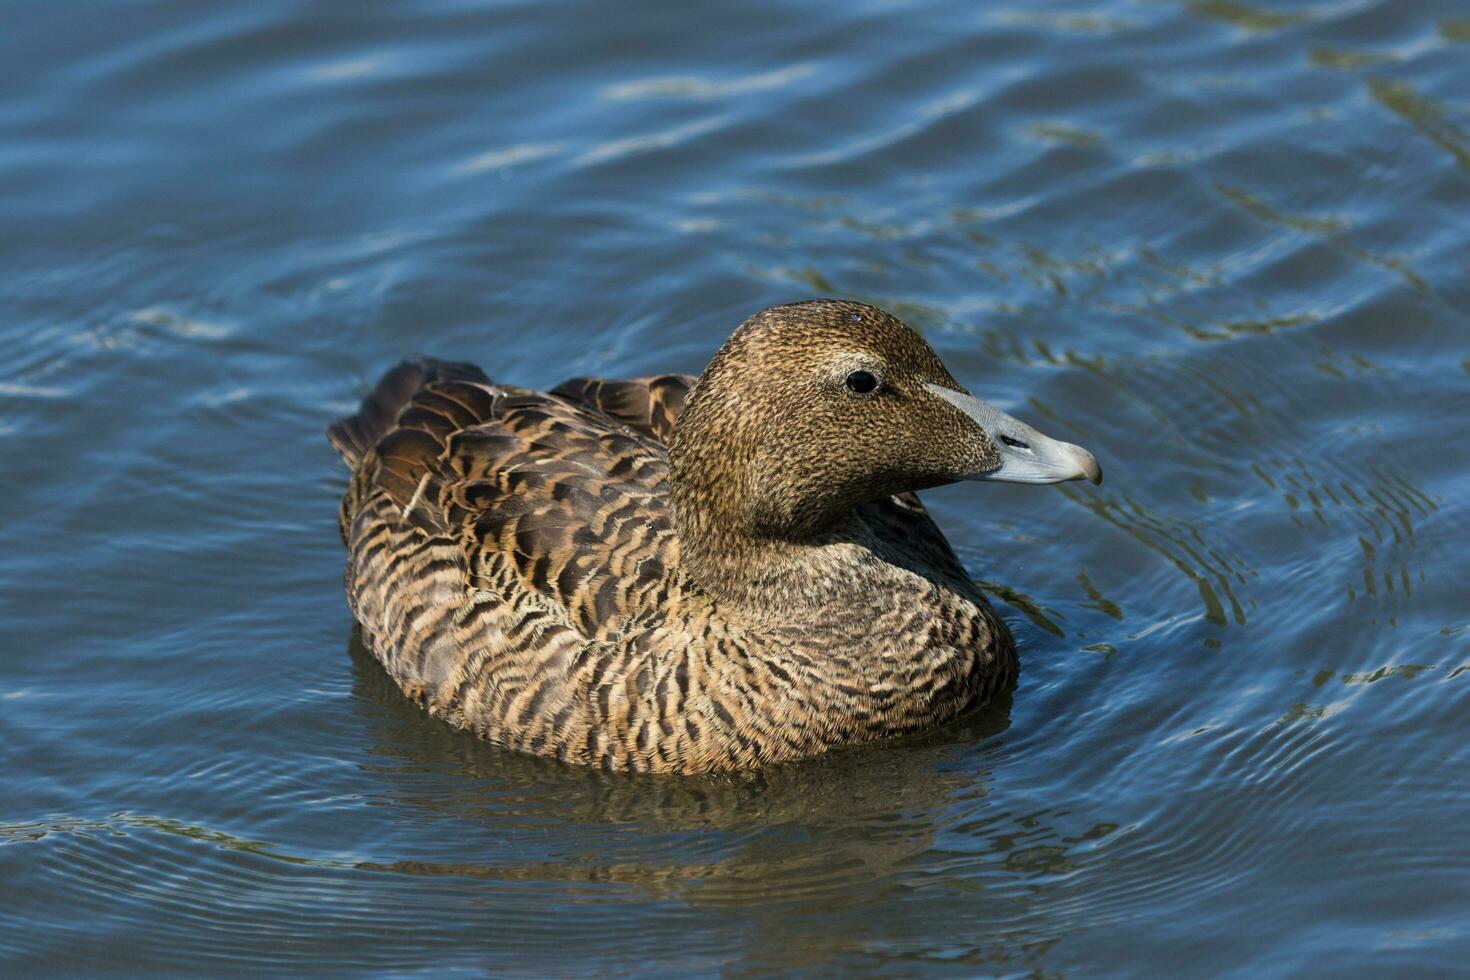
[[328, 299, 1100, 773]]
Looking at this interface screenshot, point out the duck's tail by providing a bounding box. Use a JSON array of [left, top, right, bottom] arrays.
[[327, 357, 490, 468]]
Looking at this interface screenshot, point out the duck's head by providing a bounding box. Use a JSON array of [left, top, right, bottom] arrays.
[[668, 299, 1100, 560]]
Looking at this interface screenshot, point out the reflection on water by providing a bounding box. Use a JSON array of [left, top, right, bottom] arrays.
[[1064, 485, 1251, 627], [1187, 0, 1310, 34], [1213, 180, 1428, 292], [976, 580, 1067, 638], [3, 0, 1469, 973], [1370, 78, 1470, 176]]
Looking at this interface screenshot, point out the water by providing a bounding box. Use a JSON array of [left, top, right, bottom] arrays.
[[3, 0, 1468, 974]]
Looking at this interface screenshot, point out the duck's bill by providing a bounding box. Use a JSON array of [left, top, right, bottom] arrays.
[[926, 383, 1102, 485]]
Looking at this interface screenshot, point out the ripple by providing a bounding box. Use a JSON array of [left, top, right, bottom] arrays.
[[576, 116, 726, 167], [602, 64, 818, 101], [450, 142, 563, 176], [990, 9, 1139, 35]]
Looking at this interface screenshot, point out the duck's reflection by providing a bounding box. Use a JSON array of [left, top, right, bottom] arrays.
[[347, 629, 1012, 895], [347, 625, 1132, 972]]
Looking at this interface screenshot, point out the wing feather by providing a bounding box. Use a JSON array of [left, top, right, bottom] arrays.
[[551, 374, 696, 442], [338, 366, 681, 639]]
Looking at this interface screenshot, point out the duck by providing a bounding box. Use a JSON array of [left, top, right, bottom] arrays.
[[328, 299, 1101, 774]]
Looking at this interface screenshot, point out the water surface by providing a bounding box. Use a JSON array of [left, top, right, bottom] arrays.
[[3, 0, 1468, 975]]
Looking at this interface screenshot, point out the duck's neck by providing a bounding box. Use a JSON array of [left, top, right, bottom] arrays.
[[665, 371, 912, 619], [670, 493, 889, 622]]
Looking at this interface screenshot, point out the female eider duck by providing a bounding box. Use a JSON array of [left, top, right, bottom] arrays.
[[329, 300, 1100, 774]]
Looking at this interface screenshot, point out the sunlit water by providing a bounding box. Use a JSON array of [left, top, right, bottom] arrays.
[[3, 0, 1468, 975]]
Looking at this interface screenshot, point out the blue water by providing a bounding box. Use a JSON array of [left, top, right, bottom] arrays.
[[3, 0, 1468, 975]]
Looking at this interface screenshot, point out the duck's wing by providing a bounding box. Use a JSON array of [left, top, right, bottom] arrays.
[[327, 358, 490, 469], [333, 360, 679, 639], [550, 374, 696, 444]]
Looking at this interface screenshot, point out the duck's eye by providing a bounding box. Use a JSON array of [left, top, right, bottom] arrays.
[[845, 370, 879, 394], [1000, 435, 1031, 450]]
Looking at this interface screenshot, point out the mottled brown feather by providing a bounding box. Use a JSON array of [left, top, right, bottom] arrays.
[[551, 374, 695, 442]]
